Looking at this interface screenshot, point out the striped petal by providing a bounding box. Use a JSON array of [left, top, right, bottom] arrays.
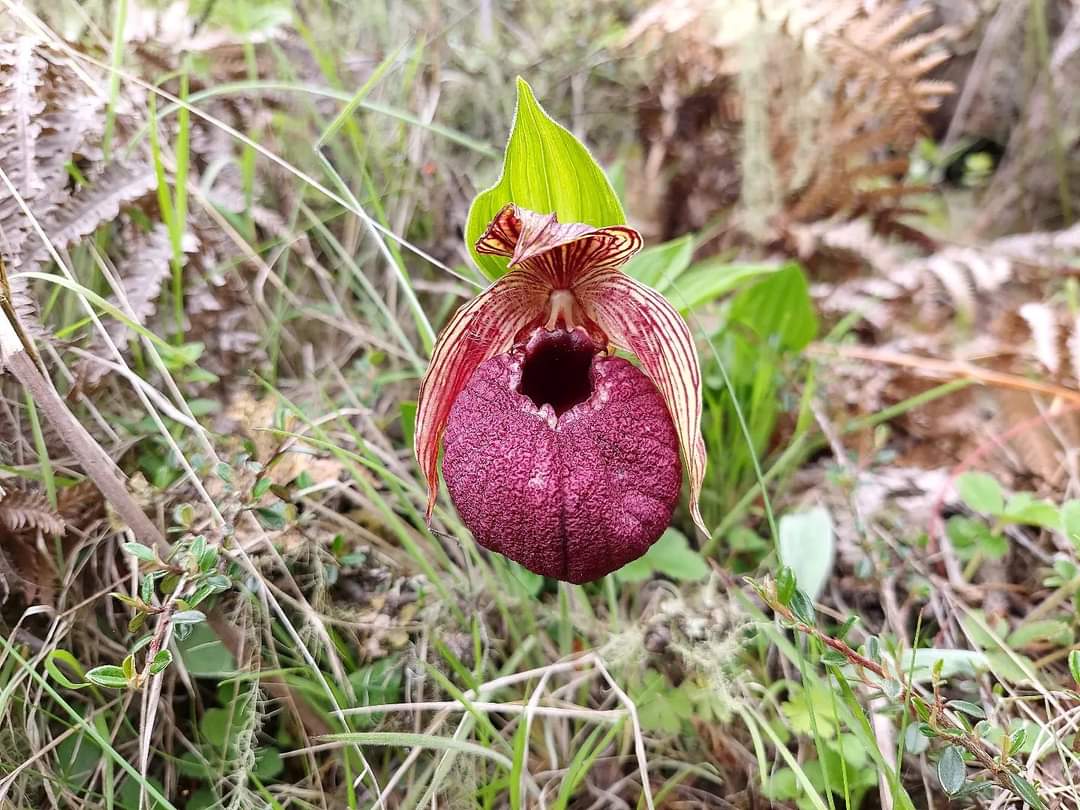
[[415, 269, 549, 521], [573, 268, 709, 535], [478, 204, 642, 288]]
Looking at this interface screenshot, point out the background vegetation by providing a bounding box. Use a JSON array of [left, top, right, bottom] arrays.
[[1, 0, 1079, 808]]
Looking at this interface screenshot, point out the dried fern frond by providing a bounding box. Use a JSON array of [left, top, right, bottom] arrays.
[[76, 221, 192, 387], [625, 0, 955, 239], [0, 486, 65, 535], [0, 36, 104, 267]]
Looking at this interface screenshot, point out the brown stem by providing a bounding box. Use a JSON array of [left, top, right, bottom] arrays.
[[3, 346, 168, 552]]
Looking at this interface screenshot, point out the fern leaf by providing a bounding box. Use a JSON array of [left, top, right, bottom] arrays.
[[0, 488, 65, 535]]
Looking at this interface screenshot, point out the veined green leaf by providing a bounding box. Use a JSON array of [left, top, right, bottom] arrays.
[[465, 77, 625, 280]]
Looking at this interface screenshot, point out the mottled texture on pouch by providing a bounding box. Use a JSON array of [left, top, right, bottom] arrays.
[[442, 328, 681, 583]]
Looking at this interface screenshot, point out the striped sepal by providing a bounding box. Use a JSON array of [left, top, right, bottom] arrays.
[[573, 268, 709, 535], [415, 269, 549, 521]]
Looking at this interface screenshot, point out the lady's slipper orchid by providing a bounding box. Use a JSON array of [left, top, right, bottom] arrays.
[[416, 204, 707, 583]]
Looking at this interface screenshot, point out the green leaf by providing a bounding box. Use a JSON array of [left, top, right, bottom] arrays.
[[776, 565, 796, 605], [789, 589, 816, 625], [1001, 492, 1061, 529], [464, 77, 625, 280], [149, 650, 173, 675], [955, 472, 1004, 515], [86, 665, 130, 689], [252, 477, 272, 501], [624, 234, 694, 291], [615, 528, 709, 583], [1061, 500, 1080, 550], [177, 623, 236, 677], [400, 401, 417, 448], [937, 745, 966, 795], [670, 261, 782, 313], [1006, 619, 1074, 649], [254, 747, 284, 780], [171, 610, 206, 626], [946, 700, 986, 719], [778, 506, 834, 600], [1008, 727, 1027, 755], [45, 649, 90, 689], [1069, 649, 1080, 686], [728, 264, 818, 351], [121, 543, 156, 563], [1008, 773, 1047, 810], [507, 561, 544, 597]]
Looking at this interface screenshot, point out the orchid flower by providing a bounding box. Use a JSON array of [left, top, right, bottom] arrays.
[[415, 204, 707, 583]]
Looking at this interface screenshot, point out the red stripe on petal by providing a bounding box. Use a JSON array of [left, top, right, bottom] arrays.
[[475, 205, 643, 287], [574, 269, 709, 535], [415, 270, 550, 521]]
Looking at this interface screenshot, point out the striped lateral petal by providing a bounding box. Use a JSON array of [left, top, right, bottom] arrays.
[[574, 267, 709, 534], [415, 268, 549, 520]]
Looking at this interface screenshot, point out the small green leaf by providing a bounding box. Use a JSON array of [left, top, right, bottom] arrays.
[[160, 573, 180, 595], [947, 700, 986, 719], [204, 573, 232, 592], [171, 610, 206, 626], [789, 589, 816, 625], [1069, 649, 1080, 686], [86, 665, 130, 689], [140, 573, 155, 602], [1008, 727, 1027, 755], [465, 77, 625, 281], [149, 649, 173, 675], [955, 472, 1004, 515], [937, 745, 966, 795], [121, 653, 136, 680], [121, 543, 156, 563], [198, 546, 218, 572], [252, 476, 272, 501], [1006, 620, 1074, 649], [1061, 500, 1080, 550], [642, 528, 709, 582], [1008, 773, 1047, 810], [1001, 493, 1061, 530], [865, 636, 881, 663], [128, 612, 146, 633], [778, 506, 834, 600], [614, 528, 708, 583], [254, 504, 286, 530], [776, 565, 796, 605]]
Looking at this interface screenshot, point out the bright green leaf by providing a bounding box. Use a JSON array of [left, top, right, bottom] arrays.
[[955, 472, 1004, 515], [1061, 500, 1080, 550], [670, 261, 782, 313], [86, 665, 130, 689], [464, 77, 625, 280], [728, 264, 817, 351]]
